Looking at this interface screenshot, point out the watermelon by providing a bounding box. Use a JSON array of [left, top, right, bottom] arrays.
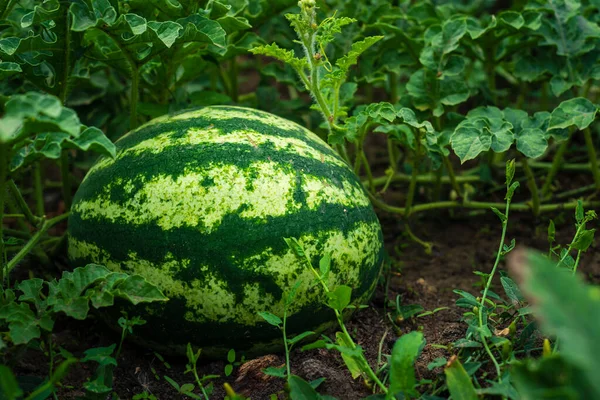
[[68, 106, 384, 358]]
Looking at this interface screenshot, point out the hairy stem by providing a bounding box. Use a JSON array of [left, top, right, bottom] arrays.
[[443, 155, 464, 198], [33, 163, 45, 216], [541, 133, 572, 196], [4, 213, 69, 282], [368, 193, 600, 217], [521, 157, 540, 216], [365, 172, 480, 187], [477, 191, 513, 379], [7, 180, 42, 226]]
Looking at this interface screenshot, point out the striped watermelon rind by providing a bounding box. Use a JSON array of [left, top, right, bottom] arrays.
[[68, 106, 384, 358]]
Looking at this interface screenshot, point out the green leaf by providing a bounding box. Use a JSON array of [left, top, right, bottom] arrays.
[[0, 92, 80, 142], [257, 311, 282, 327], [334, 36, 383, 79], [575, 199, 585, 223], [82, 345, 117, 367], [396, 107, 435, 133], [0, 62, 21, 80], [316, 16, 356, 47], [512, 355, 597, 399], [11, 127, 116, 171], [0, 365, 23, 400], [16, 279, 44, 306], [516, 128, 547, 158], [548, 220, 556, 243], [335, 332, 361, 380], [112, 275, 169, 305], [499, 11, 525, 30], [224, 364, 234, 376], [319, 254, 331, 280], [164, 375, 180, 391], [450, 123, 491, 163], [227, 349, 236, 363], [388, 331, 425, 397], [283, 237, 307, 260], [547, 98, 598, 131], [263, 366, 286, 378], [250, 43, 308, 72], [572, 230, 595, 252], [490, 207, 507, 223], [445, 357, 478, 400], [180, 383, 195, 393], [506, 159, 516, 186], [532, 1, 600, 59], [500, 276, 524, 304], [0, 302, 41, 345], [509, 250, 600, 395], [288, 331, 315, 346], [326, 285, 352, 311], [288, 375, 321, 400]]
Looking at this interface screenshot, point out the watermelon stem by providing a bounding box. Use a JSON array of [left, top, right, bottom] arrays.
[[3, 213, 69, 284]]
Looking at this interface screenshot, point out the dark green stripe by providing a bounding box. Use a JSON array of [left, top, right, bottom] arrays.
[[117, 114, 338, 160], [78, 140, 359, 206], [69, 204, 383, 305], [101, 294, 359, 358]]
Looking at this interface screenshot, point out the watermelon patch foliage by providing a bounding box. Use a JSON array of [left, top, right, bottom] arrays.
[[1, 0, 600, 399]]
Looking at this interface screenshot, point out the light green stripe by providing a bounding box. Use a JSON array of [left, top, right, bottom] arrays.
[[68, 220, 382, 325], [73, 161, 370, 233], [86, 126, 346, 176]]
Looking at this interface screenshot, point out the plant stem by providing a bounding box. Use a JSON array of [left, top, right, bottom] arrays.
[[496, 160, 592, 172], [60, 152, 72, 210], [0, 0, 17, 20], [3, 213, 69, 282], [0, 143, 8, 281], [58, 1, 71, 104], [405, 147, 421, 214], [282, 309, 292, 381], [557, 220, 589, 272], [388, 72, 398, 104], [33, 162, 45, 216], [552, 183, 596, 200], [353, 142, 363, 175], [404, 223, 433, 254], [368, 194, 600, 217], [521, 157, 540, 217], [130, 67, 140, 130], [582, 127, 600, 192], [366, 172, 480, 187], [229, 58, 239, 102], [300, 252, 387, 394], [7, 180, 42, 226], [443, 155, 463, 198], [486, 49, 497, 104], [477, 194, 512, 380], [361, 151, 375, 193], [541, 133, 572, 197]]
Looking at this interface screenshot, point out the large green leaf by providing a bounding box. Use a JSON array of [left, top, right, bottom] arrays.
[[10, 128, 115, 170], [547, 97, 598, 131], [388, 331, 425, 397], [509, 250, 600, 397]]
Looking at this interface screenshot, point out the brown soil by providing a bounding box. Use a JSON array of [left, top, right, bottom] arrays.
[[10, 200, 599, 400]]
